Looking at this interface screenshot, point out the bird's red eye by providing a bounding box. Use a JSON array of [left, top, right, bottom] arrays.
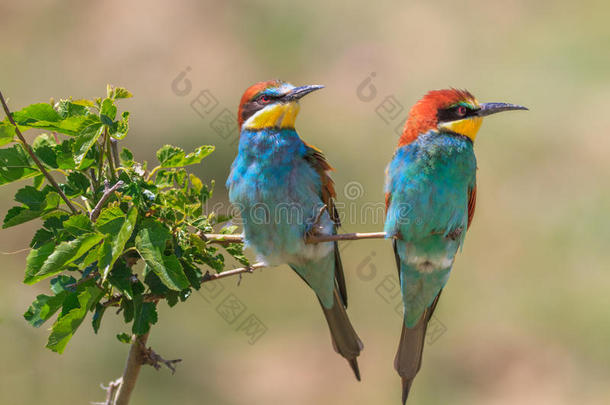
[[457, 106, 467, 116], [259, 95, 270, 103]]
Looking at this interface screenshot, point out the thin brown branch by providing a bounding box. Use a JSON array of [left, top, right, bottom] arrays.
[[96, 378, 122, 405], [201, 231, 388, 245], [0, 90, 78, 214], [90, 180, 124, 222], [113, 333, 150, 405], [106, 133, 117, 181], [201, 262, 266, 283]]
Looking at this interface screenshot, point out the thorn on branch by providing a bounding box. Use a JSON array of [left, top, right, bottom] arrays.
[[138, 341, 182, 374]]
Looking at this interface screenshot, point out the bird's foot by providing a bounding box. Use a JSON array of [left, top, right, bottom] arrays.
[[305, 204, 327, 240]]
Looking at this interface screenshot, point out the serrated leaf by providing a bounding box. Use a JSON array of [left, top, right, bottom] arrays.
[[24, 233, 104, 284], [12, 103, 61, 125], [0, 144, 40, 185], [46, 283, 103, 353], [63, 214, 93, 236], [132, 296, 158, 335], [99, 206, 137, 280], [112, 111, 129, 140], [156, 145, 214, 168], [30, 228, 54, 248], [113, 88, 133, 99], [0, 123, 15, 146], [100, 98, 117, 121], [135, 220, 189, 290], [3, 187, 61, 228], [73, 118, 103, 168], [107, 259, 135, 299], [95, 206, 125, 234], [24, 293, 67, 327]]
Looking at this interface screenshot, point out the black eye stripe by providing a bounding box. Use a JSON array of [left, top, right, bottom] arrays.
[[437, 105, 479, 122]]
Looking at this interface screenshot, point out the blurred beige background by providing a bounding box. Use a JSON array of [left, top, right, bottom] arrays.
[[1, 1, 609, 404]]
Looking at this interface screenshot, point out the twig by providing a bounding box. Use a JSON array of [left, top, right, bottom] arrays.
[[201, 262, 266, 283], [106, 134, 117, 181], [138, 341, 182, 374], [113, 333, 149, 405], [196, 231, 243, 245], [95, 378, 122, 405], [98, 127, 107, 182], [0, 90, 78, 214], [90, 180, 124, 222], [201, 231, 388, 245]]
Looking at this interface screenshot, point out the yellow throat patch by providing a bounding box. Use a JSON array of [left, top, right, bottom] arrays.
[[243, 102, 300, 130], [439, 116, 483, 141]]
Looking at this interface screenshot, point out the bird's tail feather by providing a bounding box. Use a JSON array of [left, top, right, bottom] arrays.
[[320, 288, 364, 381], [394, 292, 441, 403]]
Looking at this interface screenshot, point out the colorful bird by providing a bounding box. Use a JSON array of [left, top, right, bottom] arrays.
[[226, 80, 363, 379], [384, 89, 527, 403]]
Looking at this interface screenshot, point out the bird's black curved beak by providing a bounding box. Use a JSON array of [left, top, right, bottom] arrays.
[[284, 85, 324, 101], [477, 102, 528, 117]]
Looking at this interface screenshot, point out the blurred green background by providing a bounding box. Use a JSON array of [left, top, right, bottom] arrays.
[[1, 0, 609, 404]]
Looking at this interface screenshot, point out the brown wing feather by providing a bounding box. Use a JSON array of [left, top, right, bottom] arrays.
[[467, 184, 477, 229], [303, 142, 348, 305]]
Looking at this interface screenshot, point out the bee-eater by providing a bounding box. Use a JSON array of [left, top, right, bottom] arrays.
[[384, 89, 527, 403], [226, 80, 363, 379]]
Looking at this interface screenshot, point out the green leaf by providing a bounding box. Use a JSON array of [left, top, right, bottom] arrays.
[[10, 103, 91, 136], [0, 123, 15, 146], [226, 242, 250, 266], [156, 145, 215, 168], [63, 214, 94, 236], [95, 206, 125, 235], [73, 117, 103, 168], [0, 144, 40, 186], [64, 172, 90, 197], [12, 103, 61, 125], [181, 259, 203, 290], [46, 283, 103, 353], [119, 147, 134, 167], [113, 88, 133, 99], [55, 99, 90, 119], [30, 228, 54, 248], [100, 98, 117, 121], [24, 233, 105, 284], [132, 296, 158, 335], [3, 187, 61, 228], [112, 111, 130, 140], [135, 220, 189, 291], [92, 303, 106, 333], [24, 293, 67, 327], [116, 333, 132, 344], [107, 259, 135, 299], [99, 206, 137, 280]]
